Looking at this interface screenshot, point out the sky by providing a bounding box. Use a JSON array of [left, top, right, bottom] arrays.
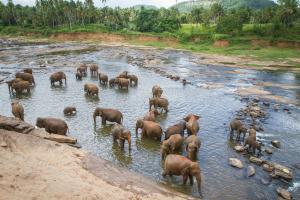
[[1, 0, 188, 8]]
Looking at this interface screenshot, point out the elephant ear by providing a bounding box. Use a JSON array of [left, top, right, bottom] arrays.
[[194, 115, 200, 120]]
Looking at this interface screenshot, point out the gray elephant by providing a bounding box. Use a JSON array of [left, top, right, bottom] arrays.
[[185, 135, 201, 161], [162, 154, 202, 197], [90, 64, 99, 76], [117, 71, 128, 79], [11, 80, 31, 95], [11, 100, 24, 121], [152, 85, 163, 98], [93, 107, 123, 125], [127, 74, 138, 86], [63, 106, 76, 116], [143, 108, 159, 122], [184, 114, 200, 136], [76, 72, 82, 80], [50, 71, 66, 86], [23, 68, 33, 74], [111, 124, 131, 150], [135, 119, 162, 141], [109, 78, 116, 87], [161, 134, 183, 160], [16, 72, 35, 85], [115, 78, 129, 89], [244, 135, 261, 155], [149, 97, 169, 113], [229, 119, 247, 142], [99, 73, 108, 85], [164, 120, 186, 140], [84, 83, 99, 96], [36, 117, 69, 135]]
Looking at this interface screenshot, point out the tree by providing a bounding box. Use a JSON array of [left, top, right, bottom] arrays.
[[277, 0, 299, 27], [210, 3, 224, 23], [216, 13, 243, 34], [191, 7, 203, 25]]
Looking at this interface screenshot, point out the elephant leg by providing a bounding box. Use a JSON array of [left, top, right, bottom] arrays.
[[141, 129, 146, 138], [189, 175, 194, 185], [183, 174, 188, 185], [59, 80, 62, 86], [120, 140, 125, 149], [162, 169, 168, 177], [101, 117, 106, 125]]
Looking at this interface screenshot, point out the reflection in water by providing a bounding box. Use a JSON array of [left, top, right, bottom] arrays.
[[0, 42, 300, 199]]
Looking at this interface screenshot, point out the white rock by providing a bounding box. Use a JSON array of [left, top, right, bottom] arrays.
[[229, 158, 243, 169]]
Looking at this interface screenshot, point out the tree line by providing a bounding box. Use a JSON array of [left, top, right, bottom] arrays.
[[0, 0, 299, 35]]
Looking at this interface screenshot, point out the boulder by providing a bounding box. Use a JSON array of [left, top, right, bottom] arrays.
[[247, 166, 255, 177], [262, 164, 274, 172], [276, 187, 291, 200], [270, 163, 293, 181], [229, 158, 243, 169], [249, 156, 264, 165], [234, 145, 245, 152], [0, 115, 34, 134], [31, 128, 77, 144], [0, 141, 8, 147], [271, 140, 281, 148], [265, 148, 273, 154]]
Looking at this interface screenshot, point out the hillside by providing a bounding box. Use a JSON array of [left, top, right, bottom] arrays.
[[132, 4, 158, 10], [171, 0, 277, 12]]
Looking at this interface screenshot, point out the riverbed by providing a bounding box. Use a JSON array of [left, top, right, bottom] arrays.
[[0, 39, 299, 199]]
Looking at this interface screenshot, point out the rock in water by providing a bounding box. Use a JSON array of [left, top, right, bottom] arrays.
[[271, 140, 281, 148], [234, 145, 245, 152], [262, 164, 274, 172], [294, 163, 300, 169], [247, 166, 255, 177], [265, 148, 273, 154], [249, 156, 264, 165], [276, 187, 291, 200], [229, 158, 244, 169]]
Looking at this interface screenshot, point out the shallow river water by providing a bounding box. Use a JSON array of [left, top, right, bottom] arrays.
[[0, 40, 300, 199]]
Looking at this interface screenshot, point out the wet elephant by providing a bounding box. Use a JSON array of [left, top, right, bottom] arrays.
[[152, 85, 163, 98], [143, 108, 159, 122], [11, 100, 24, 121], [135, 119, 162, 141], [127, 74, 138, 86], [76, 72, 82, 80], [90, 64, 99, 76], [23, 68, 33, 74], [161, 134, 183, 160], [111, 124, 131, 150], [149, 97, 169, 113], [93, 107, 123, 125], [36, 117, 69, 135], [244, 135, 261, 156], [11, 80, 31, 95], [184, 114, 200, 136], [63, 106, 76, 116], [84, 83, 99, 96], [99, 73, 108, 85], [185, 135, 201, 161], [164, 120, 186, 140], [50, 71, 66, 86], [16, 72, 35, 85], [115, 78, 129, 89], [117, 71, 128, 79], [162, 154, 202, 197], [77, 64, 87, 76], [109, 78, 116, 87], [229, 119, 247, 142]]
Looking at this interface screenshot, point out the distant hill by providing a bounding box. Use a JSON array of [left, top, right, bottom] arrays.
[[171, 0, 277, 12], [132, 5, 158, 10]]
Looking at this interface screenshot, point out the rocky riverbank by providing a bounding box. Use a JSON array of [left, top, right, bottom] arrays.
[[0, 116, 195, 200]]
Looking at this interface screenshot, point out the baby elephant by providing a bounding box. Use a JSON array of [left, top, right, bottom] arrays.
[[248, 128, 256, 137], [229, 119, 247, 142], [185, 135, 201, 161], [99, 73, 108, 85], [11, 100, 24, 121], [135, 119, 162, 141], [161, 134, 183, 160], [163, 154, 202, 197], [164, 120, 186, 140], [63, 106, 77, 116], [111, 124, 131, 150], [143, 108, 159, 122], [76, 72, 82, 80], [244, 135, 261, 156], [36, 117, 69, 135], [184, 114, 200, 136], [109, 78, 116, 87], [152, 85, 163, 98]]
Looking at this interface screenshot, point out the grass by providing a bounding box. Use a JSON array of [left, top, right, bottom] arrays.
[[1, 23, 299, 62]]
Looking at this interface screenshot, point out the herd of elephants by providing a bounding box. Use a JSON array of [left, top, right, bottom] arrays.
[[6, 64, 262, 198]]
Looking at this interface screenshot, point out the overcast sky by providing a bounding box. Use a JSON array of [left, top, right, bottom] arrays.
[[1, 0, 188, 8]]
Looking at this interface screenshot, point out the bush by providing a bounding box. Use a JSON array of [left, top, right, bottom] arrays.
[[216, 14, 243, 35]]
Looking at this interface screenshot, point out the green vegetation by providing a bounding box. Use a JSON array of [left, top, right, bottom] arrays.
[[0, 0, 299, 61]]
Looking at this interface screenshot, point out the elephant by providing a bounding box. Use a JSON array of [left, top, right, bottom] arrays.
[[16, 72, 35, 85], [99, 73, 108, 85], [36, 117, 69, 135], [63, 106, 76, 116], [248, 128, 256, 137], [76, 72, 82, 80], [109, 78, 116, 87], [152, 85, 163, 98], [90, 64, 98, 76], [23, 68, 33, 74], [77, 64, 87, 76], [149, 97, 169, 113], [184, 114, 200, 136], [111, 124, 131, 150], [115, 78, 129, 89], [229, 119, 247, 142], [182, 79, 187, 85], [11, 100, 24, 121], [117, 71, 128, 79], [84, 83, 99, 96], [185, 135, 201, 161], [143, 108, 159, 122], [50, 71, 66, 86], [164, 120, 186, 140], [6, 78, 22, 94], [135, 119, 162, 141], [161, 134, 184, 160], [127, 74, 138, 86], [11, 80, 31, 94], [244, 135, 261, 155], [93, 107, 123, 125], [162, 154, 202, 197]]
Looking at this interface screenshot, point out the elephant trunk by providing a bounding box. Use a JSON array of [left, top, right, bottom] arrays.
[[195, 174, 202, 198], [65, 76, 67, 84], [135, 125, 138, 136], [93, 113, 97, 124], [128, 138, 131, 151]]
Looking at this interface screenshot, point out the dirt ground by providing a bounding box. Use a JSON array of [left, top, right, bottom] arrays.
[[0, 129, 195, 200]]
